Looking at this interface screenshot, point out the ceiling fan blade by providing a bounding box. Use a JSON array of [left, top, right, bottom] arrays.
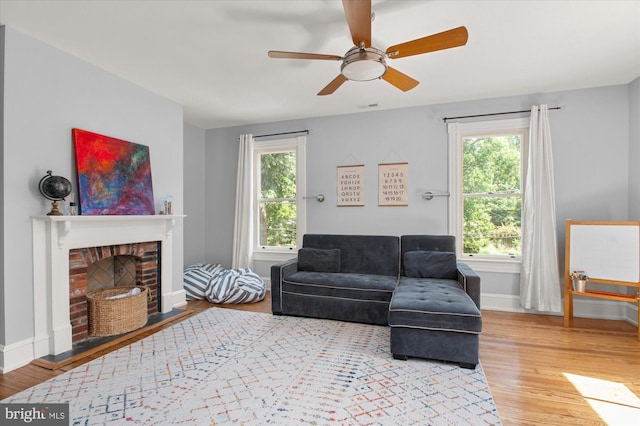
[[386, 26, 469, 59], [268, 51, 342, 61], [317, 74, 348, 96], [382, 67, 419, 92], [342, 0, 372, 47]]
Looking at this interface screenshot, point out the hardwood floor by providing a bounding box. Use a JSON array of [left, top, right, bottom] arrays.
[[2, 294, 638, 425]]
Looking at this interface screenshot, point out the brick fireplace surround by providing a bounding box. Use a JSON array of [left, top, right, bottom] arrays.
[[69, 242, 160, 343], [32, 215, 184, 359]]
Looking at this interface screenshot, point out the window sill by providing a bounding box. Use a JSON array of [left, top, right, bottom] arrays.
[[253, 250, 297, 262], [459, 257, 521, 274]]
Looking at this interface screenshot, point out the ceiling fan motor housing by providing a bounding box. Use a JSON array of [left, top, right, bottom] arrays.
[[341, 46, 388, 81]]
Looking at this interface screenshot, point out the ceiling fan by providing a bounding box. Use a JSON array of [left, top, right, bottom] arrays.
[[268, 0, 468, 96]]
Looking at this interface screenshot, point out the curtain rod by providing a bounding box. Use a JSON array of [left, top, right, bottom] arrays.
[[254, 130, 309, 139], [442, 106, 561, 122]]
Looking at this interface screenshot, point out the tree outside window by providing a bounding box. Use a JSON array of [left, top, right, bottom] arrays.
[[258, 151, 297, 248], [462, 133, 524, 257]]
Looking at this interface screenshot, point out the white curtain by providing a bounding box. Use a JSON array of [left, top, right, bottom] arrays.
[[232, 134, 255, 269], [520, 105, 561, 312]]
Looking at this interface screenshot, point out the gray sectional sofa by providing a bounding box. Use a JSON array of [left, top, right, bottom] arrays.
[[271, 234, 482, 369]]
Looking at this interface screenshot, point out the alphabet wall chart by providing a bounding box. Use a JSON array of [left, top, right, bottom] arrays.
[[337, 165, 364, 206]]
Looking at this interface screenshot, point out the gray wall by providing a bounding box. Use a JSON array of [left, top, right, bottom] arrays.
[[202, 84, 633, 310], [0, 27, 184, 353], [203, 126, 243, 267], [183, 124, 206, 265]]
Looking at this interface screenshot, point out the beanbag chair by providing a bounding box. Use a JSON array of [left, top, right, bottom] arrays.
[[206, 267, 266, 304], [183, 263, 223, 300], [183, 264, 265, 304]]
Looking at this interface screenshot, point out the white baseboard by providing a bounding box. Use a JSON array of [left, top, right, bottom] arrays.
[[33, 333, 52, 360], [481, 293, 527, 313], [626, 302, 638, 326], [165, 289, 188, 311], [482, 292, 636, 323], [0, 338, 34, 374]]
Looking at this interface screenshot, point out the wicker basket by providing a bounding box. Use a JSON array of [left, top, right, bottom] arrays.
[[87, 287, 148, 337]]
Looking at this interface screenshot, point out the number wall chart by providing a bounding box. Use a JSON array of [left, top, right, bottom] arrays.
[[379, 163, 408, 206]]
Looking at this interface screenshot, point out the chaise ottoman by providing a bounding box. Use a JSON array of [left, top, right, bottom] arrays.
[[388, 278, 482, 369]]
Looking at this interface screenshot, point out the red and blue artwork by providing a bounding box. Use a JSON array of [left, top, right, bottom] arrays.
[[73, 129, 155, 215]]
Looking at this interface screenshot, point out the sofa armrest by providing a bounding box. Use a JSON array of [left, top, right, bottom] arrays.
[[457, 262, 481, 309], [270, 257, 298, 314]]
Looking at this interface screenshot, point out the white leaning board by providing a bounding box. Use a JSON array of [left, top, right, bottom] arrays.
[[570, 224, 640, 283]]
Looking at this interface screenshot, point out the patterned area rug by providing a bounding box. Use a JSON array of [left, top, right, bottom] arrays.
[[4, 308, 501, 425]]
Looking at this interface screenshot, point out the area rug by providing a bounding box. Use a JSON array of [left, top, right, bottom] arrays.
[[4, 308, 501, 425]]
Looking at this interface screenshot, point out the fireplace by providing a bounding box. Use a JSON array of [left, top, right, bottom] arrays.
[[68, 242, 160, 343], [32, 215, 184, 358]]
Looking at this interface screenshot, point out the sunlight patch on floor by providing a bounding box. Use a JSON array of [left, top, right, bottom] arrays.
[[563, 372, 640, 425]]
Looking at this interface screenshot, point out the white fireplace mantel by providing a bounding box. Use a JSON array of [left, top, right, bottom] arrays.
[[32, 215, 185, 358]]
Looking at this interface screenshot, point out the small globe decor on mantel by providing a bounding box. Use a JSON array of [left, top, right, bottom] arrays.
[[38, 170, 72, 216]]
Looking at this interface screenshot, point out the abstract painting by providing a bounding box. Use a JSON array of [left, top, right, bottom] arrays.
[[72, 128, 155, 215]]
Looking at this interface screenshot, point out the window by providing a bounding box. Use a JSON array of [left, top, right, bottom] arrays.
[[448, 118, 528, 272], [253, 137, 306, 256]]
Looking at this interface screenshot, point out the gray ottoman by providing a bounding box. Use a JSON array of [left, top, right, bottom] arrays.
[[388, 277, 482, 369]]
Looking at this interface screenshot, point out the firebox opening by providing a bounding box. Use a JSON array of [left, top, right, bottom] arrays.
[[69, 242, 160, 343], [88, 256, 137, 291]]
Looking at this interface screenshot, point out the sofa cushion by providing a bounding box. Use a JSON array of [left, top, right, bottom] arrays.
[[298, 248, 341, 273], [404, 250, 457, 279], [283, 271, 396, 302]]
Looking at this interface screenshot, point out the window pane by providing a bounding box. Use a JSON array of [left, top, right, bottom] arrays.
[[260, 152, 296, 199], [463, 196, 522, 256], [258, 150, 297, 248], [259, 200, 297, 247], [463, 136, 521, 194]]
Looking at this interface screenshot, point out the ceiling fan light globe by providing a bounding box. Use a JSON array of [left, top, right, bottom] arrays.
[[341, 47, 387, 81]]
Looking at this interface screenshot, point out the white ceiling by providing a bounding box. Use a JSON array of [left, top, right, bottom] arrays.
[[0, 0, 638, 129]]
